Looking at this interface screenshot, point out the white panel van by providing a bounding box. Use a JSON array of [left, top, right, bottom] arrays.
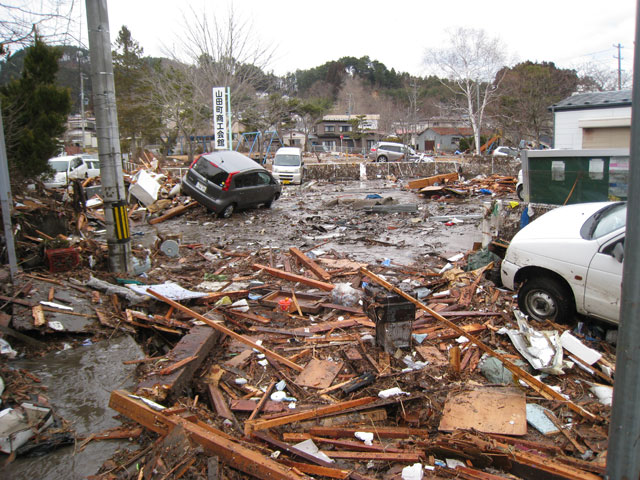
[[272, 147, 303, 185]]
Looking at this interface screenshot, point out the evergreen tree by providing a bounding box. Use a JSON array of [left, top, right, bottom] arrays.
[[0, 34, 71, 181]]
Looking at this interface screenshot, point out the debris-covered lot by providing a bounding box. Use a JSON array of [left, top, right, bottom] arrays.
[[0, 157, 616, 479]]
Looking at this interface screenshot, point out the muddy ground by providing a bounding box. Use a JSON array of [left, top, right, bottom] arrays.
[[130, 178, 491, 266]]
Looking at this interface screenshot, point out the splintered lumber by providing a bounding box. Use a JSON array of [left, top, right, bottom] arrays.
[[309, 426, 431, 439], [252, 431, 375, 480], [245, 396, 377, 435], [279, 459, 350, 479], [147, 289, 303, 373], [324, 451, 423, 462], [109, 391, 305, 480], [289, 247, 331, 281], [136, 325, 220, 402], [251, 263, 335, 291], [360, 267, 599, 423], [407, 172, 459, 190], [148, 201, 199, 225]]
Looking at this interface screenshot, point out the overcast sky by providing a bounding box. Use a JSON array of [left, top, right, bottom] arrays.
[[80, 0, 636, 79]]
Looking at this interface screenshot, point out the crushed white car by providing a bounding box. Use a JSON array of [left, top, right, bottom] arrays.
[[501, 201, 625, 324]]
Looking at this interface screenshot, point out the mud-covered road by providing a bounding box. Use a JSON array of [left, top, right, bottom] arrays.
[[135, 179, 496, 266]]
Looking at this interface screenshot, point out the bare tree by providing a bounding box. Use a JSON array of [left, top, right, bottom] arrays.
[[169, 5, 275, 120], [0, 1, 77, 54], [424, 27, 508, 155], [575, 61, 633, 92]]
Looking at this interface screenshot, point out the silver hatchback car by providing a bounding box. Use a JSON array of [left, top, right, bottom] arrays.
[[369, 142, 417, 162], [181, 150, 282, 218]]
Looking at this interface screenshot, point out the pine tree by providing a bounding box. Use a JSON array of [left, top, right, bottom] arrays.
[[0, 34, 71, 181]]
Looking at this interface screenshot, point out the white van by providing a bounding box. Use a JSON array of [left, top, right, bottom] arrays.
[[272, 147, 303, 185]]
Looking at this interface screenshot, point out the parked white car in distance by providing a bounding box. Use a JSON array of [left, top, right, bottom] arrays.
[[501, 201, 625, 324], [43, 155, 89, 189]]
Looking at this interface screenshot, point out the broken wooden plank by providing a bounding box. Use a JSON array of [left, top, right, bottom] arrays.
[[324, 451, 423, 462], [148, 201, 199, 225], [308, 426, 431, 439], [279, 459, 349, 480], [136, 325, 220, 402], [252, 431, 375, 480], [295, 358, 343, 389], [360, 267, 600, 423], [147, 289, 303, 373], [290, 247, 332, 281], [109, 390, 305, 480], [407, 172, 459, 190], [245, 397, 377, 435], [251, 264, 335, 291]]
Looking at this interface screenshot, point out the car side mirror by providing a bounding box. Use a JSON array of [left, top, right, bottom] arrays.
[[612, 242, 624, 263]]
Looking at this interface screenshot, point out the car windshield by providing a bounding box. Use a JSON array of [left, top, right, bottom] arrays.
[[273, 155, 300, 166], [48, 160, 69, 172], [193, 157, 228, 185], [581, 202, 627, 240]]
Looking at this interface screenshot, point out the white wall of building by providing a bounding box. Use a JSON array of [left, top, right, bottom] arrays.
[[554, 106, 631, 149]]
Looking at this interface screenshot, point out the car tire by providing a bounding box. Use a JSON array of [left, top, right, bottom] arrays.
[[219, 203, 235, 219], [517, 276, 575, 323], [516, 184, 524, 201], [378, 155, 388, 163]]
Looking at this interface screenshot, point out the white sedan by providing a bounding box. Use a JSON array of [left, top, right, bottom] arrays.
[[501, 201, 625, 324]]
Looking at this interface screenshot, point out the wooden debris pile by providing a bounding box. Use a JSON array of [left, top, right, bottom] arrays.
[[38, 242, 612, 479], [407, 173, 518, 199]]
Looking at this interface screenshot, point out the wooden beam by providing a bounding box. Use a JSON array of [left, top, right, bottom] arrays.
[[147, 289, 303, 373], [109, 390, 305, 480], [360, 267, 600, 423], [407, 172, 459, 190], [148, 201, 199, 225], [324, 451, 423, 462], [289, 247, 331, 281], [308, 426, 431, 439], [251, 264, 335, 291], [136, 325, 220, 402], [245, 397, 377, 435]]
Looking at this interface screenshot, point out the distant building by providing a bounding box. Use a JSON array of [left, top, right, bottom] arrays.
[[550, 90, 631, 149], [314, 114, 380, 152], [65, 114, 98, 149], [417, 127, 474, 152]]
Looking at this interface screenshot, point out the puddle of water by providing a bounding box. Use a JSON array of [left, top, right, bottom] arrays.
[[3, 334, 144, 480]]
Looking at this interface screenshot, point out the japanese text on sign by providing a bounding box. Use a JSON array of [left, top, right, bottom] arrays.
[[212, 87, 228, 150]]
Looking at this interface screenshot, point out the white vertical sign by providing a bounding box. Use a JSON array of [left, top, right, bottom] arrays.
[[212, 87, 228, 150]]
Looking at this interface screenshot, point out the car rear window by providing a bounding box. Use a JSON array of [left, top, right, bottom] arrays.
[[193, 157, 228, 185]]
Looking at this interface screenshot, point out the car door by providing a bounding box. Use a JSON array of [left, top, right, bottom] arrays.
[[232, 172, 261, 207], [69, 156, 88, 179], [583, 233, 624, 323]]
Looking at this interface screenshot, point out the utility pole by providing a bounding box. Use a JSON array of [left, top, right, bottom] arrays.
[[0, 105, 18, 280], [607, 3, 640, 477], [613, 43, 624, 91], [85, 0, 132, 273], [80, 72, 86, 150]]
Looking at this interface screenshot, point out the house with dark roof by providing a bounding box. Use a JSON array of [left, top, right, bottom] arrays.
[[416, 127, 474, 152], [550, 90, 631, 149]]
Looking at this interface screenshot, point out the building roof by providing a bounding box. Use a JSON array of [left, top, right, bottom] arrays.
[[322, 114, 380, 122], [551, 90, 632, 111], [423, 127, 474, 136]]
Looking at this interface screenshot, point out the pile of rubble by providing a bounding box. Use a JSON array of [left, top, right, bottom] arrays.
[[0, 163, 615, 479]]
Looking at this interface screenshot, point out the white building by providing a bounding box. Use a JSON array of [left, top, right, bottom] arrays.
[[551, 90, 631, 150]]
